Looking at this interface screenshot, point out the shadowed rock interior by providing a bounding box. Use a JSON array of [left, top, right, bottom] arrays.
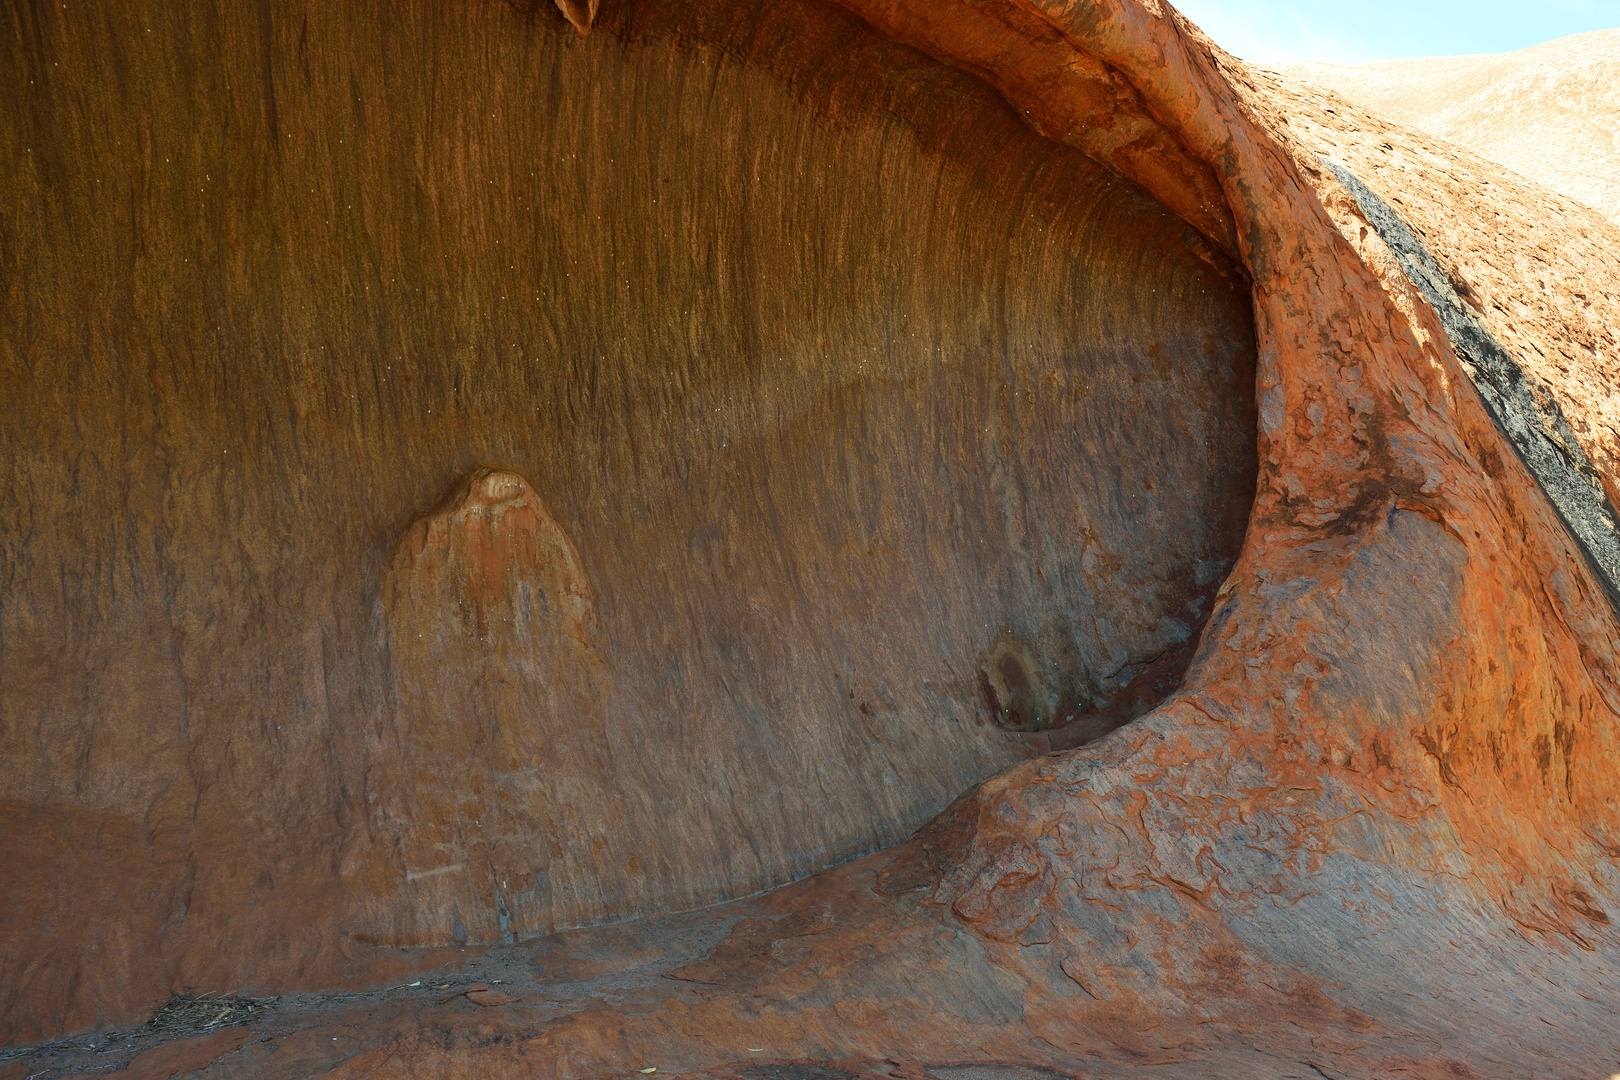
[[0, 0, 1257, 1039]]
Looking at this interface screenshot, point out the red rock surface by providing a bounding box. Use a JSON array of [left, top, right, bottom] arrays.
[[3, 0, 1620, 1076], [1276, 30, 1620, 226]]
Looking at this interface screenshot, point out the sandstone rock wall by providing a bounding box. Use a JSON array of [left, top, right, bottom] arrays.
[[0, 0, 1257, 1041]]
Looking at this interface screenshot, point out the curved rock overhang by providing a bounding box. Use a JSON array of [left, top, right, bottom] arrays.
[[810, 0, 1620, 1073], [3, 0, 1620, 1072], [1, 0, 1260, 1042]]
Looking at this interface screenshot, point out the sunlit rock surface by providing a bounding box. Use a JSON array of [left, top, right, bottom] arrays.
[[1277, 29, 1620, 226]]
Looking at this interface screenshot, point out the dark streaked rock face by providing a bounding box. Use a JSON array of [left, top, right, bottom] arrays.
[[0, 0, 1255, 1039], [1324, 159, 1620, 611]]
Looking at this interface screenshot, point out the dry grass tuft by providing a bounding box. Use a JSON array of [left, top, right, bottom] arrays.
[[142, 992, 279, 1036]]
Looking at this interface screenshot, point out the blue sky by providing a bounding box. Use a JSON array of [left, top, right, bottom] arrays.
[[1170, 0, 1620, 63]]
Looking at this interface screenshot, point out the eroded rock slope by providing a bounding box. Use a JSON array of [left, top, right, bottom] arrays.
[[1277, 29, 1620, 226]]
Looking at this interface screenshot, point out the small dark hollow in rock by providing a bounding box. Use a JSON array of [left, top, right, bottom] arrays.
[[981, 634, 1058, 732]]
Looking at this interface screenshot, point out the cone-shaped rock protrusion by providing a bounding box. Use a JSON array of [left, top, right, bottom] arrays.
[[356, 468, 627, 945], [555, 0, 598, 36]]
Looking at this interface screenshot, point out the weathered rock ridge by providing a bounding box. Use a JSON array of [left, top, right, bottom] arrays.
[[2, 0, 1619, 1077]]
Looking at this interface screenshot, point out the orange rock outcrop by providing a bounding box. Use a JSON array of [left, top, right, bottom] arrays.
[[3, 0, 1618, 1077]]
